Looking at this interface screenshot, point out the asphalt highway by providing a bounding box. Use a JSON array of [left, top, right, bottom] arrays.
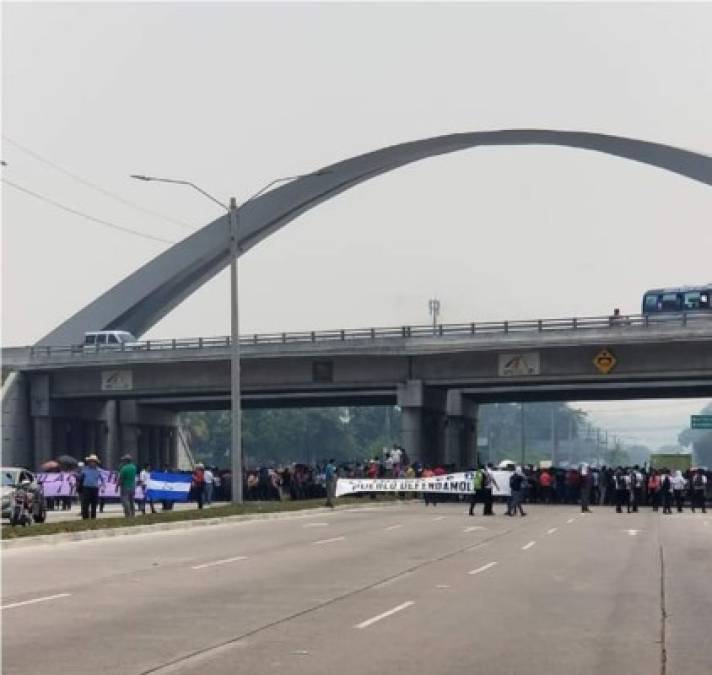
[[2, 502, 711, 675]]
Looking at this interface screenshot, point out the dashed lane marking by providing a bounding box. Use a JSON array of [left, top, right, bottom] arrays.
[[1, 593, 71, 610], [355, 601, 415, 629], [464, 526, 487, 533], [302, 523, 329, 528], [547, 528, 558, 535], [521, 541, 536, 550], [385, 524, 403, 531], [432, 516, 446, 522], [566, 518, 575, 524], [312, 536, 346, 545], [468, 562, 498, 575], [192, 556, 248, 570]]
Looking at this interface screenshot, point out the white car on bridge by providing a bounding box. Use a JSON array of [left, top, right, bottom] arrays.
[[81, 330, 142, 351]]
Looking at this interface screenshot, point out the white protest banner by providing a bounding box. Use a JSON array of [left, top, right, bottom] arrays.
[[335, 471, 513, 498]]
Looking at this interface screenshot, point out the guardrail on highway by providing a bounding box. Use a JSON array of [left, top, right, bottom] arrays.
[[21, 312, 712, 358]]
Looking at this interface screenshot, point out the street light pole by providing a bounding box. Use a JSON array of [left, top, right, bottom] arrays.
[[228, 197, 243, 503], [131, 170, 328, 503]]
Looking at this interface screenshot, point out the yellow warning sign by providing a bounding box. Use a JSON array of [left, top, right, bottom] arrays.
[[593, 349, 617, 374]]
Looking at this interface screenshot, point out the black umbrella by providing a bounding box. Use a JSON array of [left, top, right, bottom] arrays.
[[56, 455, 79, 467]]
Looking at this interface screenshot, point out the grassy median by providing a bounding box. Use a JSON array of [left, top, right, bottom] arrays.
[[1, 496, 399, 539]]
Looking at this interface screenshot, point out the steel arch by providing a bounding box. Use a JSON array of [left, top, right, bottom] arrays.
[[39, 129, 712, 345]]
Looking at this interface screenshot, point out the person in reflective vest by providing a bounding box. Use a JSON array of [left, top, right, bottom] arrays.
[[468, 468, 485, 516]]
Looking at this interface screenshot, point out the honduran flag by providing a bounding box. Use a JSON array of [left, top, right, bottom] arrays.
[[145, 472, 193, 502]]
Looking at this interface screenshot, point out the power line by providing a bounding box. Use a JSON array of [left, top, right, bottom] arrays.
[[2, 136, 195, 231], [2, 178, 175, 246]]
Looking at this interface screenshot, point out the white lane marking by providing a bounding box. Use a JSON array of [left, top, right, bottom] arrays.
[[302, 522, 329, 528], [566, 518, 575, 524], [192, 556, 248, 570], [432, 516, 446, 521], [312, 536, 346, 545], [355, 601, 415, 629], [468, 562, 498, 575], [372, 571, 414, 590], [436, 584, 451, 589], [385, 524, 403, 531], [547, 528, 558, 535], [624, 529, 641, 537], [464, 526, 486, 533], [521, 541, 536, 550], [1, 593, 71, 610]]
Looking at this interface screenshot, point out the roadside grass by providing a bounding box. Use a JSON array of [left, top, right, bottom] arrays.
[[1, 496, 400, 539]]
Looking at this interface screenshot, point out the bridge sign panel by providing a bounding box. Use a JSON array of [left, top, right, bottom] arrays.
[[691, 415, 712, 430], [593, 349, 617, 374], [498, 353, 541, 376], [101, 370, 133, 391]]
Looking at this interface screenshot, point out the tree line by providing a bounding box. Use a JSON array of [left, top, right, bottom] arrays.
[[181, 401, 650, 469]]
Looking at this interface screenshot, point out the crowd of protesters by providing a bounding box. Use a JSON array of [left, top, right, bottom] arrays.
[[513, 464, 710, 514], [46, 445, 710, 518], [233, 450, 711, 516]]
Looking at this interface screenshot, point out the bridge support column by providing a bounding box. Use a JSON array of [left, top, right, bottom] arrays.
[[444, 391, 478, 469], [105, 400, 122, 470], [1, 373, 33, 468], [397, 380, 446, 467], [169, 429, 178, 470], [29, 374, 54, 468]]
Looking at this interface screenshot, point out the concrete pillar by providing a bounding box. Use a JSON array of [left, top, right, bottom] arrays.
[[160, 428, 171, 468], [397, 380, 447, 466], [445, 416, 466, 468], [122, 425, 139, 463], [105, 400, 122, 469], [169, 429, 178, 470], [29, 373, 53, 468], [137, 427, 149, 467], [463, 415, 477, 469], [400, 406, 424, 462], [445, 391, 479, 470], [150, 428, 161, 469], [98, 420, 109, 460], [32, 417, 53, 468], [2, 372, 33, 468]]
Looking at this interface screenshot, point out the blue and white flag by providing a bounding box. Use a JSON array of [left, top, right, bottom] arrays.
[[146, 472, 193, 502]]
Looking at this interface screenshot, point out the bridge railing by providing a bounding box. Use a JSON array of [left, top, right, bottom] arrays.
[[23, 311, 712, 358]]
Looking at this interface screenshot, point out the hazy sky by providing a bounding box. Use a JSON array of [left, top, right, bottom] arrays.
[[2, 2, 711, 448]]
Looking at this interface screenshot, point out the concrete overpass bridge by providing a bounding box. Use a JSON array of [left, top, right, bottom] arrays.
[[3, 128, 712, 470], [4, 312, 711, 469]]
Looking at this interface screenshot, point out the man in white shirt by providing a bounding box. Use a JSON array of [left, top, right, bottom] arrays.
[[137, 464, 156, 514], [203, 467, 214, 505]]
